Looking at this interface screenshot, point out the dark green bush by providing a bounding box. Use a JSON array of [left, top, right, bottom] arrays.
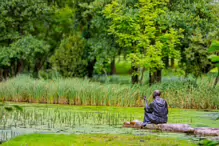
[[50, 34, 88, 77]]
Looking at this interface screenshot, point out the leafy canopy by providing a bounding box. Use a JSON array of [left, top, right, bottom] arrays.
[[104, 0, 182, 72]]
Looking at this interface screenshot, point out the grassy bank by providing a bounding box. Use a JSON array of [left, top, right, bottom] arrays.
[[0, 75, 218, 109], [2, 134, 196, 146]]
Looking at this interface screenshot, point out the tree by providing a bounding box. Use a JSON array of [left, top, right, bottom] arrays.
[[166, 0, 219, 77], [104, 0, 181, 84], [79, 0, 118, 76], [185, 29, 211, 77], [50, 34, 88, 77], [44, 6, 76, 48], [0, 36, 50, 78], [0, 0, 54, 79], [208, 40, 219, 87], [0, 0, 52, 46], [0, 47, 11, 80]]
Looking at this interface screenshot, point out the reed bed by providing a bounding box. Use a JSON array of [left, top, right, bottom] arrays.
[[0, 109, 135, 130], [0, 106, 201, 142], [0, 75, 218, 109], [0, 108, 136, 142]]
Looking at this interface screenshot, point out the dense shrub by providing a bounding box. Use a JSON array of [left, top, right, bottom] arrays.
[[50, 34, 87, 77]]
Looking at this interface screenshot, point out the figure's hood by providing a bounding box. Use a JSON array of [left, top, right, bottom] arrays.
[[154, 96, 165, 107]]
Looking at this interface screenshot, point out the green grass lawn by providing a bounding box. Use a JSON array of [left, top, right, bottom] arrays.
[[2, 134, 196, 146]]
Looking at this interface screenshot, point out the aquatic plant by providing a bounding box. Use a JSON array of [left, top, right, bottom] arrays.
[[0, 75, 218, 109]]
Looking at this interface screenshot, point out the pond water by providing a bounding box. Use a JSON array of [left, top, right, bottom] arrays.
[[0, 104, 218, 143]]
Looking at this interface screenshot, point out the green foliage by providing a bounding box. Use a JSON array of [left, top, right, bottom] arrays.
[[0, 47, 10, 68], [208, 41, 219, 68], [104, 0, 182, 75], [50, 34, 87, 77], [198, 139, 219, 146], [39, 5, 76, 51], [79, 0, 117, 75], [0, 0, 52, 46], [166, 0, 219, 76], [0, 36, 49, 77], [115, 57, 131, 74], [185, 30, 211, 77], [0, 0, 55, 79], [10, 36, 49, 65], [208, 40, 219, 87], [209, 41, 219, 53], [0, 0, 219, 84], [52, 6, 76, 38]]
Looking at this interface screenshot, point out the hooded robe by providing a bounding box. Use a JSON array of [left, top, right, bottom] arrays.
[[144, 96, 168, 124]]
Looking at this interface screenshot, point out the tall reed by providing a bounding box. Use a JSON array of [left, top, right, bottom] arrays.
[[0, 75, 218, 109]]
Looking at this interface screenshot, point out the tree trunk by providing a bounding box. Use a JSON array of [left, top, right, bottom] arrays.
[[149, 69, 162, 86], [33, 59, 46, 78], [11, 64, 15, 77], [33, 65, 38, 78], [163, 56, 169, 68], [2, 70, 6, 79], [124, 120, 219, 136], [171, 58, 175, 68], [3, 68, 10, 79], [110, 59, 116, 75], [139, 67, 145, 85], [87, 59, 96, 78], [17, 60, 24, 74], [0, 69, 3, 81], [131, 65, 138, 84], [124, 121, 194, 134], [33, 63, 41, 78]]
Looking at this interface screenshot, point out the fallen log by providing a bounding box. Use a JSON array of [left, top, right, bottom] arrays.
[[194, 128, 219, 136], [123, 120, 219, 136]]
